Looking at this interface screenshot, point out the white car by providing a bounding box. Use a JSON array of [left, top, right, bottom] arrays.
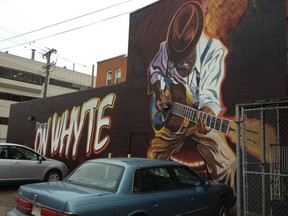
[[0, 142, 69, 183]]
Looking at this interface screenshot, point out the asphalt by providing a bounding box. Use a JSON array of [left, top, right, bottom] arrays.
[[0, 184, 19, 215]]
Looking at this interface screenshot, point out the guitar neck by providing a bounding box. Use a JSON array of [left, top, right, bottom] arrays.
[[169, 101, 231, 135]]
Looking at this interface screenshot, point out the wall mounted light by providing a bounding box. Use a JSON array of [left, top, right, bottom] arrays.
[[28, 116, 35, 121]]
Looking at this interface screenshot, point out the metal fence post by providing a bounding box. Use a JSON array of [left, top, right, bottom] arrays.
[[236, 105, 242, 216]]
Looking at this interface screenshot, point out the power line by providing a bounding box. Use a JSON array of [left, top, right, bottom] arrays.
[[0, 0, 158, 72], [0, 3, 131, 71], [0, 0, 134, 43], [53, 54, 89, 69], [0, 10, 131, 51]]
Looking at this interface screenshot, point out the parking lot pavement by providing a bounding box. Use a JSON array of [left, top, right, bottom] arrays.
[[0, 184, 19, 216], [0, 184, 237, 216]]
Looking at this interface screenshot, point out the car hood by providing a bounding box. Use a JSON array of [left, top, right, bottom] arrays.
[[44, 158, 65, 165], [18, 181, 112, 212], [45, 158, 59, 162]]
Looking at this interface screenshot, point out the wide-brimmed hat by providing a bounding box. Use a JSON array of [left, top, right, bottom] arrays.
[[167, 1, 204, 62]]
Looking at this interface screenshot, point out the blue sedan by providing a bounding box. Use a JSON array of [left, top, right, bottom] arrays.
[[6, 157, 235, 216]]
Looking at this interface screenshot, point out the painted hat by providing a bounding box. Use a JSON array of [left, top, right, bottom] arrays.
[[167, 1, 204, 62]]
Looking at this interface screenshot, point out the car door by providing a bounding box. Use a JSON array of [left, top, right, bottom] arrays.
[[139, 167, 187, 216], [0, 145, 12, 180], [9, 145, 44, 181], [184, 183, 214, 216], [171, 166, 214, 216]]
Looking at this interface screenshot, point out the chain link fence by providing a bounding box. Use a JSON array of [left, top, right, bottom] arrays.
[[236, 100, 288, 216]]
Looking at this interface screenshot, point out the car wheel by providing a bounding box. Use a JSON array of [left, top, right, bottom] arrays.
[[214, 197, 229, 216], [44, 170, 62, 182]]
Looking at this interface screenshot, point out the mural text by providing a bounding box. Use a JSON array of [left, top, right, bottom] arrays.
[[34, 93, 116, 159]]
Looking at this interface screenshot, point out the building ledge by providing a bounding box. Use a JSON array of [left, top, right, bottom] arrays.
[[0, 78, 42, 94]]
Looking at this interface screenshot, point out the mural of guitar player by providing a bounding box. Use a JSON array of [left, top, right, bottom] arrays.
[[146, 0, 277, 193]]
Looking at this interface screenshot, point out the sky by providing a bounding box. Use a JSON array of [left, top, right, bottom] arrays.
[[0, 0, 158, 75]]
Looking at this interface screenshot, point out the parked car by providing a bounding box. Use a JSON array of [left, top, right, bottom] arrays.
[[0, 142, 69, 183], [7, 157, 235, 216]]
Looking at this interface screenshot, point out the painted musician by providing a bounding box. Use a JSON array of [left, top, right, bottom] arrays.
[[147, 1, 236, 191]]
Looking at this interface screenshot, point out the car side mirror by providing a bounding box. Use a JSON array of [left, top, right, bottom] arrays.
[[203, 180, 211, 187], [39, 156, 43, 163]]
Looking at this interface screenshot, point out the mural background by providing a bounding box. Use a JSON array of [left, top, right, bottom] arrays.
[[127, 0, 286, 188], [127, 0, 286, 115]]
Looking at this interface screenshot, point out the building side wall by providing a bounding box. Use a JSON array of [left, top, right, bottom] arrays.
[[96, 55, 127, 87], [0, 51, 93, 87], [0, 51, 93, 140]]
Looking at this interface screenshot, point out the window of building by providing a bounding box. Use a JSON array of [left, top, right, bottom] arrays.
[[32, 74, 43, 85], [0, 117, 9, 125], [71, 83, 81, 90], [23, 73, 33, 83], [0, 92, 37, 102], [115, 68, 121, 84], [0, 67, 43, 86], [0, 68, 12, 79], [0, 66, 89, 90], [106, 71, 112, 85], [12, 71, 23, 81], [0, 92, 10, 100], [10, 94, 22, 102]]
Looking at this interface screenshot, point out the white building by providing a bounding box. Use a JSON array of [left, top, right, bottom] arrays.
[[0, 51, 94, 141]]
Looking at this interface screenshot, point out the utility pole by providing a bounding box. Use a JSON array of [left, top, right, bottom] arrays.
[[91, 64, 95, 88], [43, 48, 57, 98]]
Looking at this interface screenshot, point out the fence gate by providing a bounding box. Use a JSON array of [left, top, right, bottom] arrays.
[[236, 101, 288, 216]]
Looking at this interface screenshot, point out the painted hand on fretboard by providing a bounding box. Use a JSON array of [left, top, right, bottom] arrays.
[[196, 106, 215, 135]]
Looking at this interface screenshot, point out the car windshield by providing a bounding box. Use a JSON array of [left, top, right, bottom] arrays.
[[66, 162, 124, 191]]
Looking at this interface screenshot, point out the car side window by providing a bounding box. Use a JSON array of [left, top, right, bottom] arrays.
[[133, 169, 141, 193], [0, 146, 8, 159], [11, 146, 38, 160], [172, 166, 202, 188], [141, 167, 177, 192]]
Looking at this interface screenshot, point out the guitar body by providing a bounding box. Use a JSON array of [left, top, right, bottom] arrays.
[[150, 83, 194, 134]]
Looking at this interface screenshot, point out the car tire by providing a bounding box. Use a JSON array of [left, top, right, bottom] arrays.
[[44, 170, 62, 182], [214, 197, 229, 216]]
